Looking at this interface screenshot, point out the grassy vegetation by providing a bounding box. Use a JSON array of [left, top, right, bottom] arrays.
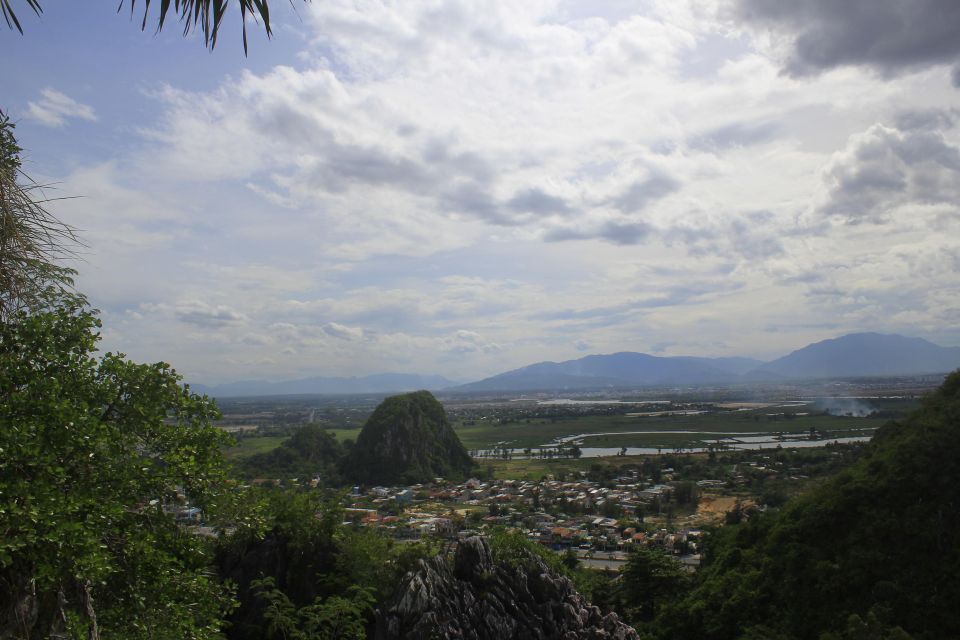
[[476, 455, 643, 481], [222, 435, 289, 460], [452, 406, 905, 450], [219, 398, 920, 471], [326, 427, 363, 442]]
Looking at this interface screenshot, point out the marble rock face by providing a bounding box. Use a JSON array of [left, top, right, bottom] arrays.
[[375, 536, 639, 640]]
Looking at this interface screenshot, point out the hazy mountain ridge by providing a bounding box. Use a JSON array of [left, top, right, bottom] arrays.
[[455, 352, 765, 392], [455, 332, 960, 393], [755, 332, 960, 379], [191, 373, 458, 397], [194, 332, 960, 397]]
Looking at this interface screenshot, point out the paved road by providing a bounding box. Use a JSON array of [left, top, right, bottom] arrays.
[[572, 550, 628, 571], [578, 556, 627, 571]]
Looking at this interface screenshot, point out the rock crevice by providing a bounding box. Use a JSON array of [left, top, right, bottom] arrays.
[[375, 537, 638, 640]]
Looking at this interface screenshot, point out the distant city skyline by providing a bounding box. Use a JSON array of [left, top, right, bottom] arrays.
[[3, 1, 960, 383]]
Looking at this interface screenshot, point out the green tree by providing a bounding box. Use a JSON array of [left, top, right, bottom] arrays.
[[250, 577, 374, 640], [219, 489, 440, 639], [820, 610, 914, 640], [250, 577, 299, 640], [0, 299, 238, 638], [658, 371, 960, 640], [672, 480, 698, 506], [600, 498, 623, 518], [561, 548, 580, 571], [298, 587, 374, 640], [616, 546, 688, 625], [240, 423, 345, 482]]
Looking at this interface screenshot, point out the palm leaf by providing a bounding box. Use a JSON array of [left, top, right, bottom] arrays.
[[0, 111, 82, 320], [5, 0, 304, 52], [1, 0, 42, 34]]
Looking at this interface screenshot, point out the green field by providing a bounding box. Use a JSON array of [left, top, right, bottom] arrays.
[[452, 399, 916, 451], [476, 455, 639, 481], [222, 435, 289, 460], [219, 398, 918, 463], [326, 427, 363, 442]]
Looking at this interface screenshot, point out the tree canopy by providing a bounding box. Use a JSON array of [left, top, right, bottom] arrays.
[[651, 370, 960, 640], [239, 423, 345, 483], [0, 297, 240, 638]]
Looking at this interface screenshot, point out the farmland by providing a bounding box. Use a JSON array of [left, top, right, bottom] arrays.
[[446, 395, 917, 452], [218, 391, 920, 462]]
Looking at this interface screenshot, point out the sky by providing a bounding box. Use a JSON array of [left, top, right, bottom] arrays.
[[3, 0, 960, 384]]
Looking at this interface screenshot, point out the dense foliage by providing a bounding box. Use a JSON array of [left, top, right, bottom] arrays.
[[217, 489, 442, 640], [650, 370, 960, 640], [239, 424, 345, 483], [0, 300, 239, 639], [348, 391, 473, 485], [486, 527, 573, 578], [617, 548, 690, 628]]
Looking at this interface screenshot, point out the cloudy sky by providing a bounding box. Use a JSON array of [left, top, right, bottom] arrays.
[[3, 0, 960, 384]]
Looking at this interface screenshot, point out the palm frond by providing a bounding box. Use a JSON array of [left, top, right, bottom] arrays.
[[117, 0, 291, 53], [1, 0, 42, 35], [4, 0, 304, 53], [0, 111, 82, 320]]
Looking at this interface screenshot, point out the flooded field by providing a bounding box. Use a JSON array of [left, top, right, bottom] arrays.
[[477, 435, 873, 459], [457, 394, 914, 456]]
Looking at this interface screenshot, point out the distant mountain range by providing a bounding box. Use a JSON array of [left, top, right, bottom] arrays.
[[453, 353, 765, 392], [193, 332, 960, 397], [191, 373, 457, 398], [756, 333, 960, 379], [453, 332, 960, 393]]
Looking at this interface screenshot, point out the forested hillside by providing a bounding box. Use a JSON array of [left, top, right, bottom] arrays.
[[348, 391, 473, 485], [239, 423, 345, 483], [648, 371, 960, 640]]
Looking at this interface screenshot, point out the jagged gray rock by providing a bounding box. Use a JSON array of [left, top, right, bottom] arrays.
[[375, 537, 639, 640]]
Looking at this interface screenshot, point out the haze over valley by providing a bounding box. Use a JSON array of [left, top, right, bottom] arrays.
[[195, 331, 960, 396]]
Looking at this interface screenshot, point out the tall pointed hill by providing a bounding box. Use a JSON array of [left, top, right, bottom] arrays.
[[349, 390, 472, 485]]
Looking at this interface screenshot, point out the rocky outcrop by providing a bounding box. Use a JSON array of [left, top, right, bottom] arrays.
[[375, 537, 639, 640]]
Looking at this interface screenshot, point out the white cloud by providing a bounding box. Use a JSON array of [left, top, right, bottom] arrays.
[[25, 88, 97, 128], [25, 0, 960, 381], [171, 301, 248, 327], [322, 322, 365, 340], [819, 122, 960, 223]]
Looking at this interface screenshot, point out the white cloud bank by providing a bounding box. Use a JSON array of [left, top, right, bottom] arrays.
[[26, 88, 97, 128], [36, 0, 960, 382]]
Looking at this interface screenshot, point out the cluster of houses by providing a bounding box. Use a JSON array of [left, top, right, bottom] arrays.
[[365, 473, 676, 511], [341, 472, 707, 561]]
